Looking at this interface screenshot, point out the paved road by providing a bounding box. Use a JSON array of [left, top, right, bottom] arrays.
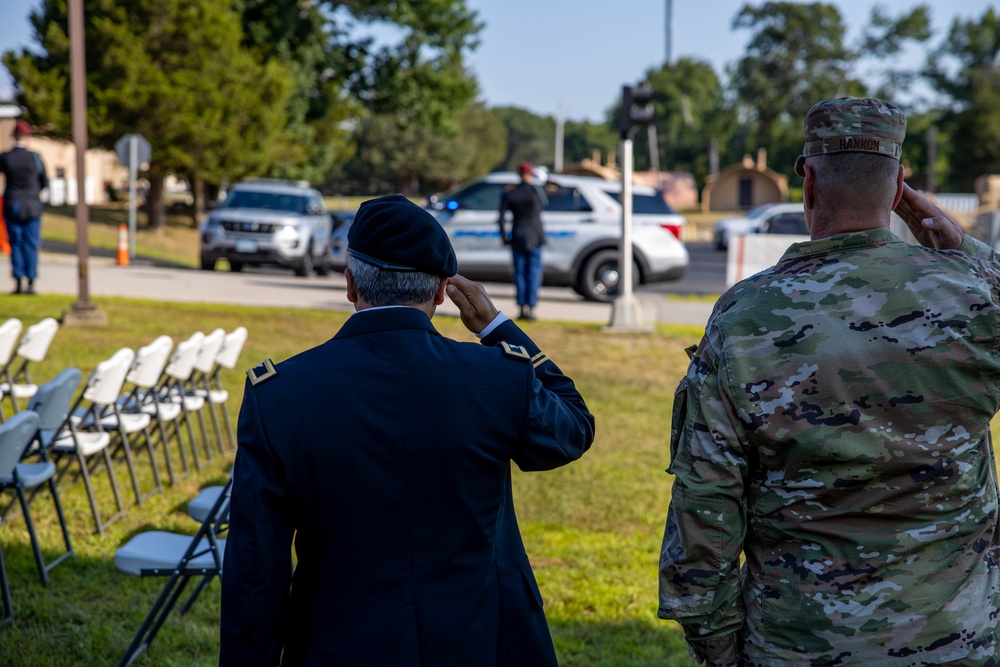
[[28, 243, 722, 328]]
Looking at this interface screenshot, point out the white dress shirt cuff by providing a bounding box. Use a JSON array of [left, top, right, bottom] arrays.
[[476, 311, 508, 339]]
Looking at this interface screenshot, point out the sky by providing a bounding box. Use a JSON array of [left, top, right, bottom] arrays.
[[0, 0, 995, 122]]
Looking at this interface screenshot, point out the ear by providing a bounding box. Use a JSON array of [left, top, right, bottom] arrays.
[[890, 164, 905, 210], [803, 163, 815, 210], [345, 268, 358, 304], [432, 278, 448, 306]]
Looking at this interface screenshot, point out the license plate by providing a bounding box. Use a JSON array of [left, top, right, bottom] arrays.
[[235, 239, 258, 254]]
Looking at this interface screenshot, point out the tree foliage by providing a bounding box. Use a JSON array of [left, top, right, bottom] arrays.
[[340, 102, 505, 195], [631, 57, 737, 185], [3, 0, 294, 226], [728, 2, 932, 180]]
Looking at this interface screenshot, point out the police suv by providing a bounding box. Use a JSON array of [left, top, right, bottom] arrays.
[[199, 179, 331, 277], [328, 173, 689, 302]]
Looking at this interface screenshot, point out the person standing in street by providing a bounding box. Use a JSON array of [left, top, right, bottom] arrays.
[[658, 97, 1000, 666], [0, 120, 47, 295], [221, 194, 595, 667], [498, 162, 547, 320]]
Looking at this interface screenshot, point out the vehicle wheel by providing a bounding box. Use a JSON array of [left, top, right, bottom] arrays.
[[577, 249, 639, 303], [200, 257, 216, 271], [314, 246, 331, 276], [294, 244, 314, 277], [229, 260, 244, 273]]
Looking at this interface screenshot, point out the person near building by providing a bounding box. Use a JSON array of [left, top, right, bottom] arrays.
[[658, 97, 1000, 666], [0, 120, 47, 295]]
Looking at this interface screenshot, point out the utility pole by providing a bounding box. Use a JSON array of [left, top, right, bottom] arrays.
[[554, 103, 565, 173], [665, 0, 673, 65], [64, 0, 106, 325]]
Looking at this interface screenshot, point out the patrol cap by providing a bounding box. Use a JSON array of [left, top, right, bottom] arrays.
[[794, 97, 906, 177], [347, 194, 458, 277]]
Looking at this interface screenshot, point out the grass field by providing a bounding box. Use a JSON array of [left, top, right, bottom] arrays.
[[0, 293, 703, 666]]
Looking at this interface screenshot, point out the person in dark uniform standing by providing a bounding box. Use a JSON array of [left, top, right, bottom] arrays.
[[498, 162, 547, 320], [0, 120, 47, 295], [220, 194, 595, 667]]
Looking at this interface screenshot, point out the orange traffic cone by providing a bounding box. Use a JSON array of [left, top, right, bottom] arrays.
[[116, 223, 129, 266]]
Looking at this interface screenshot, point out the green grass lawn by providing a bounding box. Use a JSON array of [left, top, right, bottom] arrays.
[[0, 294, 703, 666]]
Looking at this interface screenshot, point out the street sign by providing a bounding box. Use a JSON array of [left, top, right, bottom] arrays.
[[114, 134, 152, 262], [114, 134, 151, 169]]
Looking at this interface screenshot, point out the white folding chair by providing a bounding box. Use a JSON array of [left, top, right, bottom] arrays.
[[190, 329, 227, 456], [73, 348, 163, 506], [0, 318, 23, 422], [115, 477, 232, 667], [203, 326, 247, 453], [0, 409, 73, 586], [157, 333, 210, 472], [118, 336, 179, 484], [0, 317, 58, 415], [43, 366, 126, 535]]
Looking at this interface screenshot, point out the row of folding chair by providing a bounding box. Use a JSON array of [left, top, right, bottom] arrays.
[[0, 326, 247, 624]]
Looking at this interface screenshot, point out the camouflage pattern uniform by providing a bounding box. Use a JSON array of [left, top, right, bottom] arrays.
[[658, 228, 1000, 666]]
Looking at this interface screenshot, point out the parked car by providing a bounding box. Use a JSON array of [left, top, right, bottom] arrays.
[[713, 202, 805, 250], [199, 179, 331, 277], [330, 173, 688, 302], [758, 208, 808, 236]]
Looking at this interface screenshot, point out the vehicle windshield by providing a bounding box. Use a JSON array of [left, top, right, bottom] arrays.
[[604, 191, 678, 214], [222, 190, 309, 214], [745, 204, 776, 219]]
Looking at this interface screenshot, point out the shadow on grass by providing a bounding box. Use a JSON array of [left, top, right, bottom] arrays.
[[551, 618, 698, 667]]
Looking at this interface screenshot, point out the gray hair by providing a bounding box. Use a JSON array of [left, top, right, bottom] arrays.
[[347, 255, 443, 307], [808, 153, 900, 213]]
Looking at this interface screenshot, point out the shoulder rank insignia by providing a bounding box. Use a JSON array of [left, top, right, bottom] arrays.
[[500, 341, 549, 368], [247, 359, 277, 386], [500, 341, 531, 361]]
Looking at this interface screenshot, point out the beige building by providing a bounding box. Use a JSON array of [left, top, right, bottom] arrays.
[[0, 108, 127, 205], [701, 149, 788, 212]]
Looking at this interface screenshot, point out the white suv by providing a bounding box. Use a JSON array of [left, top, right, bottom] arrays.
[[200, 179, 331, 277], [419, 172, 689, 302]]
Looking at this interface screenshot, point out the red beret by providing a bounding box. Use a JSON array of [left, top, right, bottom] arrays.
[[13, 120, 31, 137]]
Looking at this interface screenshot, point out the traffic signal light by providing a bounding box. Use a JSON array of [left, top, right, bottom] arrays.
[[619, 84, 655, 138]]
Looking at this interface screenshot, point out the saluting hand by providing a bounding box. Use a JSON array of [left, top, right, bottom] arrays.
[[894, 184, 964, 250], [446, 274, 500, 334]]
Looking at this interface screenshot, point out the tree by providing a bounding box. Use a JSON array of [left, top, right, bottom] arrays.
[[729, 2, 931, 177], [340, 102, 505, 195], [922, 7, 1000, 191], [488, 106, 554, 171], [233, 1, 482, 184], [3, 0, 294, 227], [731, 2, 855, 145], [631, 57, 738, 186]]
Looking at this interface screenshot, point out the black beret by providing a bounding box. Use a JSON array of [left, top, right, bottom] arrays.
[[347, 194, 458, 277]]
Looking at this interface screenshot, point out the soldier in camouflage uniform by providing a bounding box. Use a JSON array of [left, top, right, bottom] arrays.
[[658, 97, 1000, 666]]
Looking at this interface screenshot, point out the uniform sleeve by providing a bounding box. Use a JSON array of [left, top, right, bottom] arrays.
[[958, 233, 1000, 265], [657, 332, 748, 666], [220, 381, 295, 667], [481, 319, 595, 472]]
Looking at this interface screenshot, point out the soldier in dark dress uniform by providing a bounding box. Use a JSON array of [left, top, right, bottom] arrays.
[[221, 194, 595, 667], [0, 120, 47, 294], [498, 163, 547, 320]]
